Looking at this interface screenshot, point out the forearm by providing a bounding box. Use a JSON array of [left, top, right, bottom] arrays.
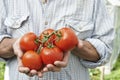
[[72, 40, 100, 62], [0, 38, 16, 58]]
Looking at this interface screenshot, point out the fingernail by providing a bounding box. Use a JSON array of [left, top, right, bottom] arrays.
[[43, 69, 46, 72]]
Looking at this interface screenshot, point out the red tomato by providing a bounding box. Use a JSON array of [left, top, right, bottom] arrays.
[[22, 50, 43, 70], [40, 46, 63, 65], [20, 32, 40, 51], [55, 27, 78, 52], [39, 29, 56, 47]]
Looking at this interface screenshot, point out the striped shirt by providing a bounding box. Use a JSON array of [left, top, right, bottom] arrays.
[[0, 0, 114, 80]]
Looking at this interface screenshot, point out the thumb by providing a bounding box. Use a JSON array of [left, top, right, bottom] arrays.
[[77, 40, 83, 49], [13, 38, 23, 58]]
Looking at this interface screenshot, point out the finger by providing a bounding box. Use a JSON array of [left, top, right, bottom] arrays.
[[38, 71, 44, 78], [71, 40, 83, 54], [43, 67, 49, 72], [77, 40, 83, 49], [17, 56, 31, 74], [13, 46, 23, 58], [17, 56, 23, 67], [27, 73, 34, 77], [46, 64, 61, 72], [13, 38, 23, 57], [30, 70, 37, 75], [27, 70, 37, 77], [18, 66, 30, 73], [54, 52, 70, 67], [54, 61, 67, 68], [14, 48, 23, 58], [62, 51, 70, 62]]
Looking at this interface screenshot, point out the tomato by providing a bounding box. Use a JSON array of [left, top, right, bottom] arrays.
[[22, 50, 43, 70], [20, 32, 40, 51], [55, 27, 78, 52], [40, 46, 63, 65], [39, 29, 56, 47]]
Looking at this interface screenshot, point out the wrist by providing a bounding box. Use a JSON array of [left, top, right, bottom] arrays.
[[0, 38, 17, 58]]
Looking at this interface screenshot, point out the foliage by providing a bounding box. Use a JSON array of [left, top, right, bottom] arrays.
[[89, 68, 101, 80], [104, 54, 120, 80], [0, 62, 5, 80], [90, 54, 120, 80], [104, 69, 120, 80]]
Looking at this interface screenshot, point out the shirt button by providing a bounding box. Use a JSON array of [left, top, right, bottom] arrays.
[[42, 0, 47, 4], [45, 21, 48, 25]]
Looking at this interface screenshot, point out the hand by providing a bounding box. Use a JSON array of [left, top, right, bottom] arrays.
[[13, 38, 41, 77], [38, 51, 70, 77], [72, 39, 100, 61], [13, 38, 70, 77]]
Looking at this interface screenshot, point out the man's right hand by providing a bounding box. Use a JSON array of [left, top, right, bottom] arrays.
[[13, 38, 41, 77], [13, 38, 70, 77]]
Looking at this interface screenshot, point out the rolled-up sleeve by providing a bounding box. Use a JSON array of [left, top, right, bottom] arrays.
[[80, 0, 115, 68], [0, 0, 11, 61]]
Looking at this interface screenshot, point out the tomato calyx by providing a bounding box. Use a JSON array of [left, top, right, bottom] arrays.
[[55, 30, 62, 42], [37, 31, 56, 54], [54, 27, 79, 52], [41, 31, 56, 43], [34, 38, 41, 45], [40, 30, 56, 47]]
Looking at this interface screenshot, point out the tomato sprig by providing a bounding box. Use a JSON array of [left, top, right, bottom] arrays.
[[20, 27, 78, 70]]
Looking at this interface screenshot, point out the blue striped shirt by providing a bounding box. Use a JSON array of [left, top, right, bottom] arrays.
[[0, 0, 114, 80]]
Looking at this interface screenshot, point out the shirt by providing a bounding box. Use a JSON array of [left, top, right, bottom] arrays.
[[0, 0, 114, 80]]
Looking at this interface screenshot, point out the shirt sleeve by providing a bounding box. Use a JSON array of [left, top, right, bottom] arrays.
[[80, 0, 115, 68], [0, 0, 11, 42], [0, 0, 11, 61]]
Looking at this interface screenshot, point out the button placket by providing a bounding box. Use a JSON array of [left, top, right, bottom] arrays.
[[41, 0, 49, 29], [44, 11, 49, 27]]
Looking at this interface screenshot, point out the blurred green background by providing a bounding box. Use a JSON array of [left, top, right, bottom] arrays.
[[0, 62, 5, 80]]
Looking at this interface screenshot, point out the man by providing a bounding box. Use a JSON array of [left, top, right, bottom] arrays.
[[0, 0, 114, 80]]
